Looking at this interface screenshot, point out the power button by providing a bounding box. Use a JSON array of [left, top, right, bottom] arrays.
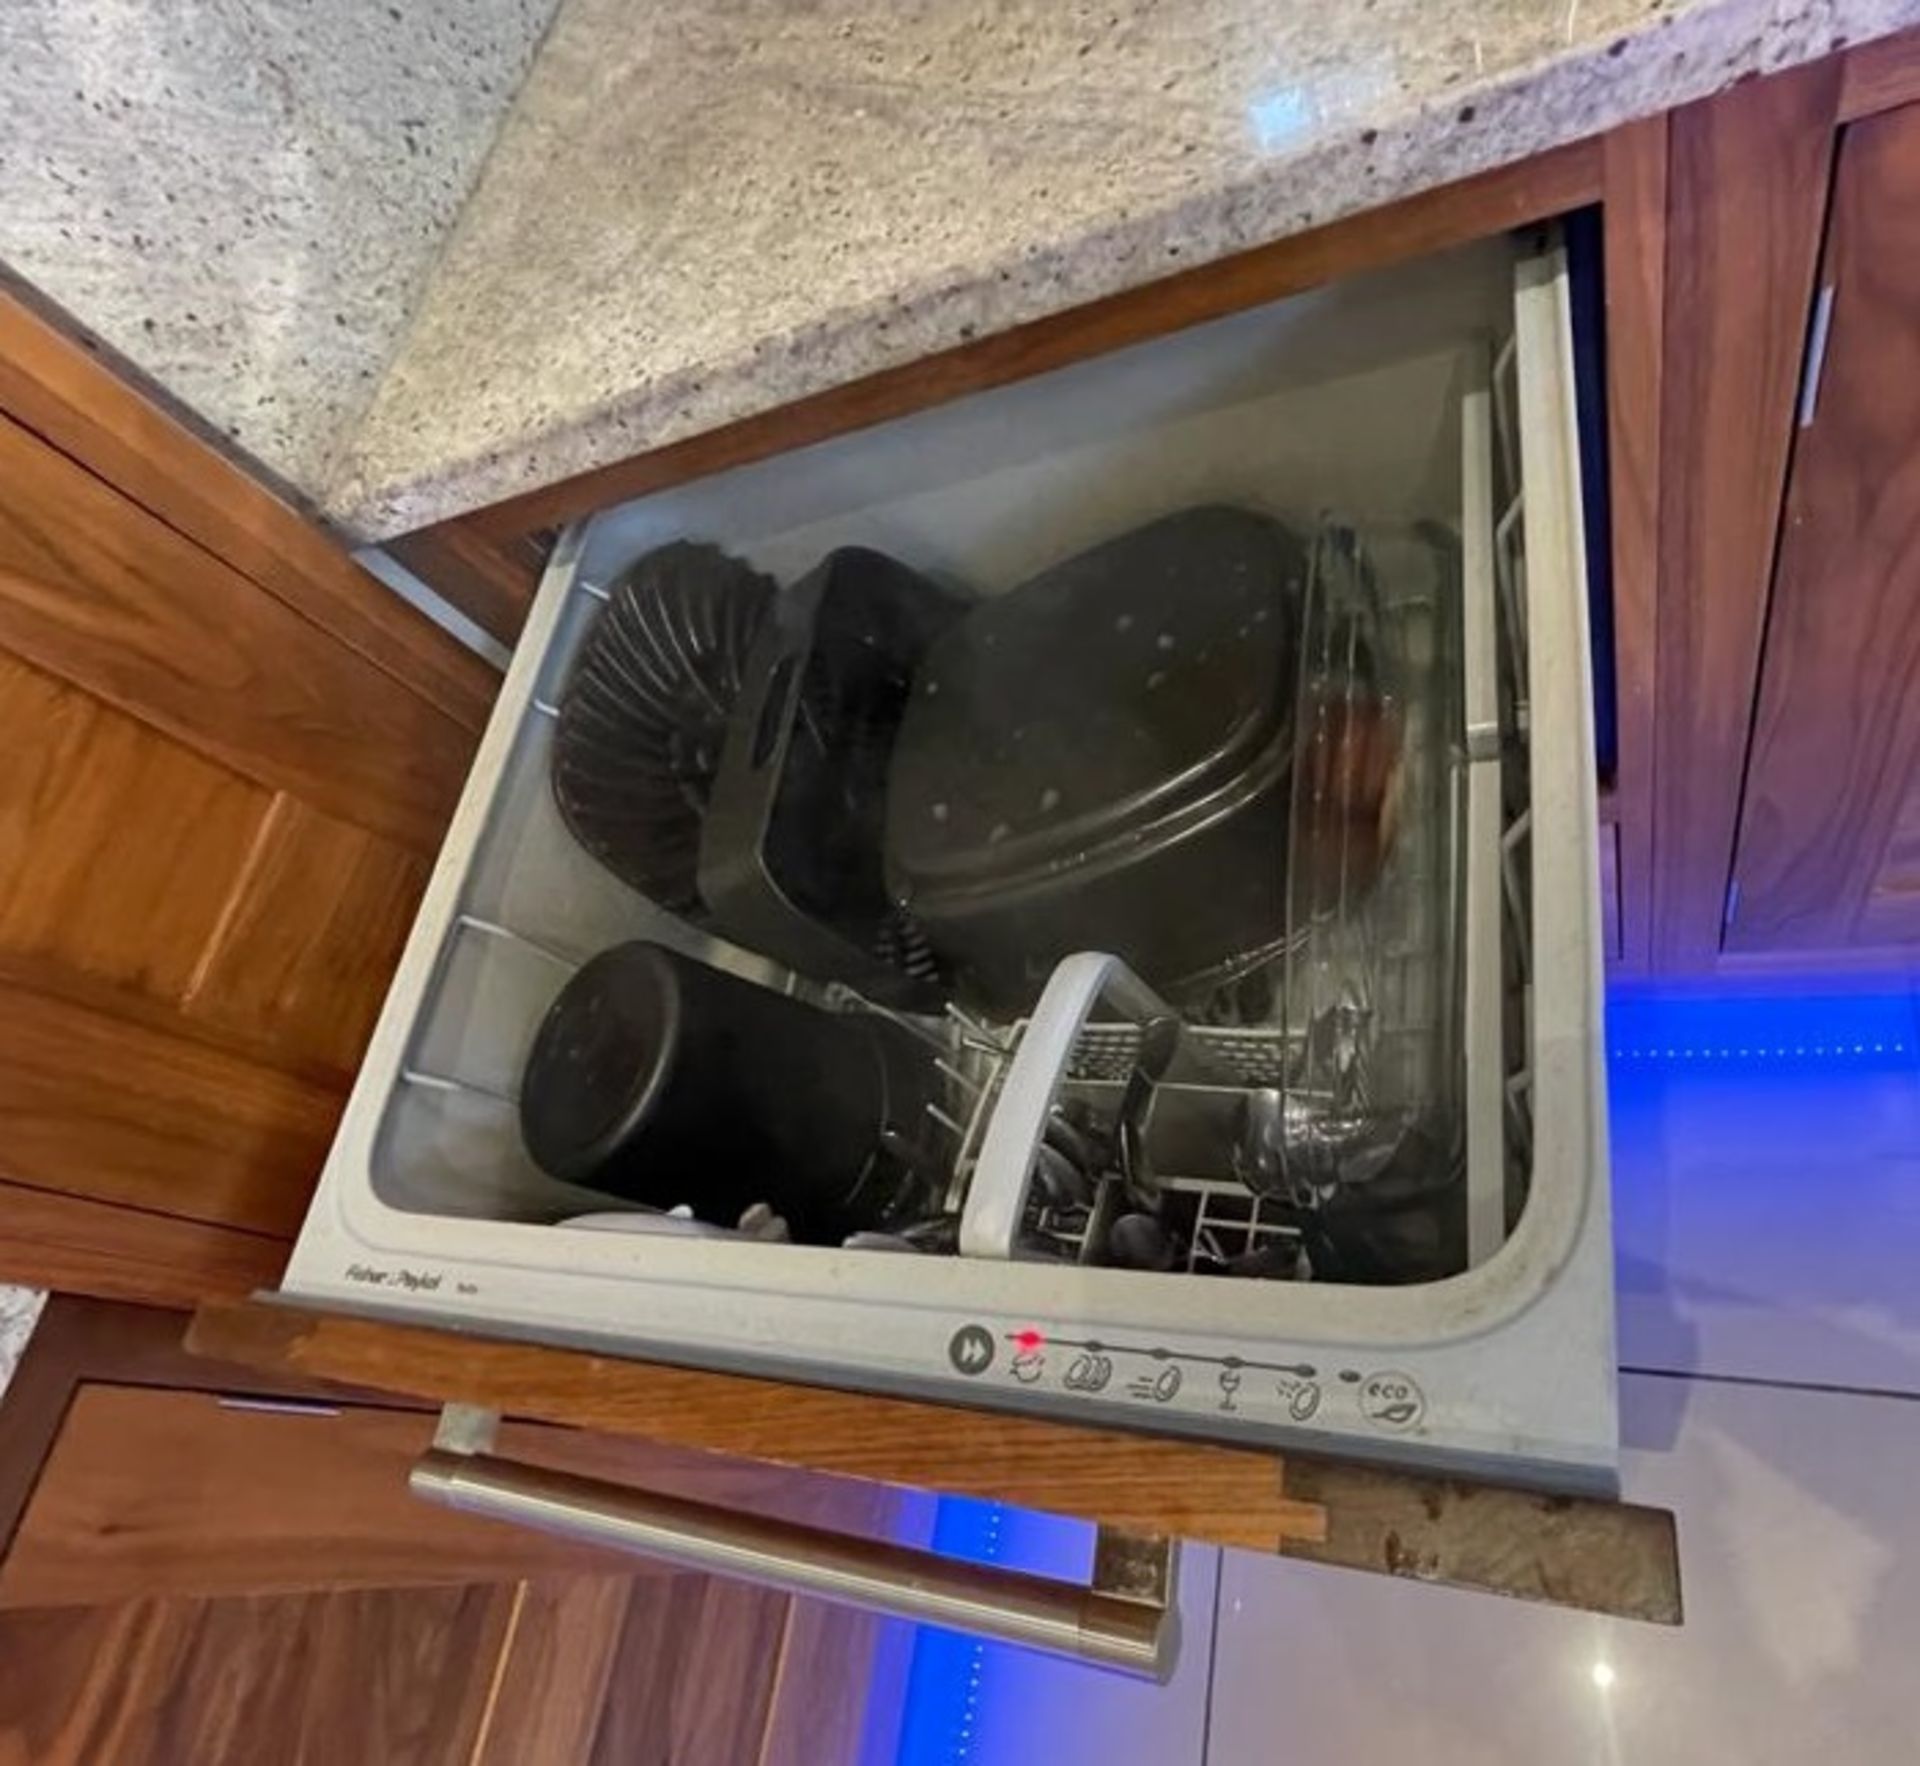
[[948, 1324, 996, 1376]]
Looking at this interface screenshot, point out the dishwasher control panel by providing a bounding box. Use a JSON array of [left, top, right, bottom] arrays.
[[942, 1320, 1429, 1436]]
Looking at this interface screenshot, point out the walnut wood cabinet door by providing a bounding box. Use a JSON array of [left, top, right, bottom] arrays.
[[0, 293, 495, 1305], [1727, 103, 1920, 955]]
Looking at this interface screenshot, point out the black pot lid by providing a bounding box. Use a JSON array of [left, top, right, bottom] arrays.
[[886, 506, 1305, 889]]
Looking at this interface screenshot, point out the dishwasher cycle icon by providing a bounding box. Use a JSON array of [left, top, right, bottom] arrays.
[[1274, 1373, 1322, 1422], [1358, 1371, 1427, 1431], [1126, 1365, 1182, 1404], [1063, 1352, 1113, 1393]]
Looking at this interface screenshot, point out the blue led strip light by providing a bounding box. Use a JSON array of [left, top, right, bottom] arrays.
[[892, 1498, 1006, 1766], [1606, 987, 1919, 1068]]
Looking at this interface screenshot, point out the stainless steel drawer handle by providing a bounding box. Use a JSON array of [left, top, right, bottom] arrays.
[[410, 1405, 1179, 1679]]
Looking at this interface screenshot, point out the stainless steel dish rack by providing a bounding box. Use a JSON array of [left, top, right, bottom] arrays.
[[842, 492, 1536, 1287]]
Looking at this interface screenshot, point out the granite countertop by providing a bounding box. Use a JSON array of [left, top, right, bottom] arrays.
[[323, 0, 1920, 542], [5, 2, 1913, 542], [0, 0, 559, 492]]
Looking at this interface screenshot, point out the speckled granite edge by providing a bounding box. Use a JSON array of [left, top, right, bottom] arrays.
[[328, 0, 1920, 539], [0, 1286, 47, 1402], [0, 0, 561, 491]]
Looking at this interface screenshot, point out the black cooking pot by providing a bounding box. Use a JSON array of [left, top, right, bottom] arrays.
[[519, 941, 934, 1245]]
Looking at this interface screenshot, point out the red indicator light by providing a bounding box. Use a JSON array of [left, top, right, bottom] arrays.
[[1012, 1328, 1046, 1353]]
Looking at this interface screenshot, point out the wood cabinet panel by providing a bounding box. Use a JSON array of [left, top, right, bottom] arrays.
[[385, 525, 555, 650], [0, 409, 468, 855], [0, 1305, 902, 1766], [0, 981, 341, 1236], [0, 1388, 647, 1608], [1651, 60, 1842, 966], [0, 652, 425, 1084], [0, 304, 484, 1296], [1597, 818, 1623, 963], [0, 1298, 353, 1557], [247, 1583, 514, 1765], [0, 1585, 516, 1766], [0, 604, 437, 1281], [1600, 117, 1668, 972], [1858, 778, 1920, 942], [653, 1580, 792, 1766], [760, 1596, 897, 1766], [0, 1572, 882, 1766], [1729, 103, 1920, 953], [1840, 25, 1920, 122], [0, 1188, 286, 1311], [469, 1577, 632, 1765], [0, 1380, 917, 1610], [0, 650, 271, 1003], [180, 795, 430, 1074], [0, 289, 499, 735]]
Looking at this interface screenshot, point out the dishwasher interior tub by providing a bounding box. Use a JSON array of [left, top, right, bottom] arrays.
[[283, 232, 1613, 1487]]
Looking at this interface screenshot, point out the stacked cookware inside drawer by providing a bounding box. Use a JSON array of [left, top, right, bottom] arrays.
[[518, 500, 1473, 1286]]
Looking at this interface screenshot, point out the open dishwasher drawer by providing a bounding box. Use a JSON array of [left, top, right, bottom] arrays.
[[283, 233, 1613, 1490]]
